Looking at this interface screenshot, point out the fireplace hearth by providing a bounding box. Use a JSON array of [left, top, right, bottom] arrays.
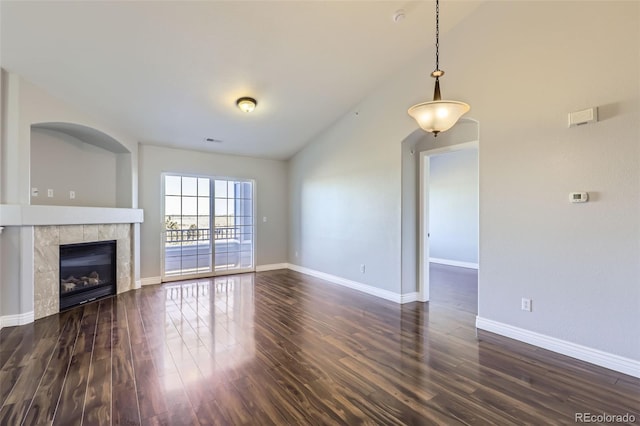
[[59, 240, 117, 310]]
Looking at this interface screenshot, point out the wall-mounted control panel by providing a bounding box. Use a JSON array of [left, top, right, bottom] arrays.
[[570, 192, 589, 203], [568, 107, 598, 127]]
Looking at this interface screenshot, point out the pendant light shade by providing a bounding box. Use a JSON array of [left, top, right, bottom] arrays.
[[408, 0, 469, 136], [408, 100, 470, 134]]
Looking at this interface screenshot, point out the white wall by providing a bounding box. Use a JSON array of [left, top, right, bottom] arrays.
[[428, 148, 478, 265], [289, 1, 640, 363], [138, 144, 288, 280], [30, 128, 118, 207]]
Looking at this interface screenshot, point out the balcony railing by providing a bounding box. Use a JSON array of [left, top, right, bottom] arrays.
[[165, 227, 236, 243]]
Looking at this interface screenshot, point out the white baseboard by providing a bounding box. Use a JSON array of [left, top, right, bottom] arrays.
[[256, 263, 289, 272], [0, 311, 34, 329], [286, 264, 415, 304], [140, 276, 162, 286], [430, 257, 478, 269], [401, 292, 419, 303], [476, 316, 640, 379]]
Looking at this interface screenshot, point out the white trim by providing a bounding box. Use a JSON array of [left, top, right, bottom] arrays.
[[418, 151, 429, 302], [140, 276, 162, 286], [401, 292, 419, 303], [256, 263, 289, 272], [0, 311, 34, 329], [476, 317, 640, 379], [430, 257, 479, 270], [287, 264, 415, 304], [0, 204, 143, 226]]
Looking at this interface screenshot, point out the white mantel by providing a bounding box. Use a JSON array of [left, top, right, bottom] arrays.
[[0, 204, 143, 226]]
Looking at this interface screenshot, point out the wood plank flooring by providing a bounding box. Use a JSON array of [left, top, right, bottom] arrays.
[[1, 267, 638, 425]]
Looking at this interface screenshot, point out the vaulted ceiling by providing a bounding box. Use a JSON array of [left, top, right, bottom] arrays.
[[1, 1, 482, 159]]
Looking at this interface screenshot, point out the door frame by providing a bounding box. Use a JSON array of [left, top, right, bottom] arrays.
[[160, 172, 257, 282], [418, 140, 479, 302]]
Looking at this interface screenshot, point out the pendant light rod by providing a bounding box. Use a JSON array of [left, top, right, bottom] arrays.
[[407, 0, 470, 136], [434, 0, 440, 74], [432, 0, 443, 102]]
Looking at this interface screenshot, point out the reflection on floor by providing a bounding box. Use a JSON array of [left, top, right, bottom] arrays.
[[0, 269, 638, 424], [429, 262, 478, 314]]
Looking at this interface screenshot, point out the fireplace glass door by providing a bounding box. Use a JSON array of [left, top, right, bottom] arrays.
[[60, 240, 117, 310], [163, 174, 254, 280]]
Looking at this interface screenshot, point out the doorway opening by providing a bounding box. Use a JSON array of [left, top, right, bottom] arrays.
[[419, 141, 478, 308]]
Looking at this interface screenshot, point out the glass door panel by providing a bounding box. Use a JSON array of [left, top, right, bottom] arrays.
[[163, 176, 212, 278], [214, 179, 254, 273]]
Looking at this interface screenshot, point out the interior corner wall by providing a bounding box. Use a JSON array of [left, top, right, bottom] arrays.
[[289, 1, 640, 362], [138, 144, 288, 280], [287, 97, 406, 294], [116, 153, 133, 208]]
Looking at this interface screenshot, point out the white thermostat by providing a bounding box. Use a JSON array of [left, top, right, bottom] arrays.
[[570, 192, 589, 203]]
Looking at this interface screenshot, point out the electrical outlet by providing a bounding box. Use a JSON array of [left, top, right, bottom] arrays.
[[360, 264, 366, 274], [31, 188, 39, 197], [295, 251, 299, 258], [521, 298, 532, 312], [69, 190, 76, 199], [47, 189, 54, 198]]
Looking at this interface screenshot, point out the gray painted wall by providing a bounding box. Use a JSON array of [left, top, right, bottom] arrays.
[[429, 148, 478, 264], [290, 1, 640, 361], [30, 128, 118, 207], [138, 144, 288, 279], [0, 228, 20, 316], [288, 108, 402, 293], [0, 70, 4, 316]]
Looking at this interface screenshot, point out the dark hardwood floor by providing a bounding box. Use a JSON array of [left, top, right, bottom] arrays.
[[1, 267, 638, 425]]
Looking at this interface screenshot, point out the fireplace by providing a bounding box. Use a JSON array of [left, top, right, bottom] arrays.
[[59, 240, 117, 310]]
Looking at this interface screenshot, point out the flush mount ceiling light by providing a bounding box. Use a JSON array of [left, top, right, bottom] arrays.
[[236, 97, 257, 113], [408, 0, 469, 136]]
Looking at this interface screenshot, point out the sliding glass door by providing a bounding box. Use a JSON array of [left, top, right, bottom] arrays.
[[214, 179, 254, 273], [163, 174, 254, 280]]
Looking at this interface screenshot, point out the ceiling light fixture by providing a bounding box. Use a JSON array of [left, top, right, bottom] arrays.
[[408, 0, 469, 136], [236, 97, 257, 113]]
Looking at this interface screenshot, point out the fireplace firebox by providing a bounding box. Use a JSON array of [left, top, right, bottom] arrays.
[[59, 240, 117, 310]]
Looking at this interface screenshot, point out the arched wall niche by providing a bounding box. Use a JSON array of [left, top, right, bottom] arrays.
[[400, 118, 480, 295], [30, 122, 133, 208], [32, 122, 131, 153]]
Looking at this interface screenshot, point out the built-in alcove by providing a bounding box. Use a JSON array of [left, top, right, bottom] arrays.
[[30, 122, 133, 208]]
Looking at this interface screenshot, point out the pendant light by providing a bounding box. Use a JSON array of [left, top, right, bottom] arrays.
[[408, 0, 469, 136]]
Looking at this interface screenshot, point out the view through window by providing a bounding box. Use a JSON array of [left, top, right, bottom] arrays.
[[163, 175, 254, 279]]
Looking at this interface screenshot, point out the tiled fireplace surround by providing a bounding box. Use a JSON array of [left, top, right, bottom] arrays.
[[34, 223, 133, 319]]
